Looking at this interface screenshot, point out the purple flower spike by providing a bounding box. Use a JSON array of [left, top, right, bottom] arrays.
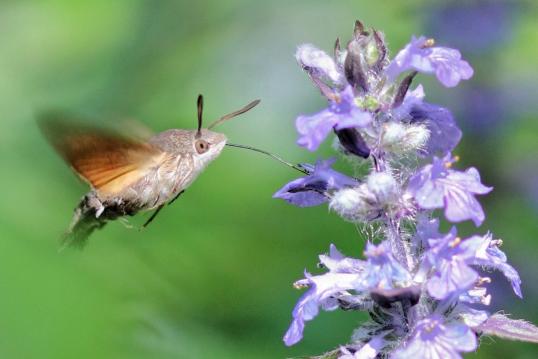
[[425, 231, 480, 300], [273, 158, 358, 207], [386, 36, 474, 87], [283, 271, 361, 346], [408, 154, 493, 226], [393, 315, 477, 359], [296, 86, 372, 151], [280, 20, 532, 357]]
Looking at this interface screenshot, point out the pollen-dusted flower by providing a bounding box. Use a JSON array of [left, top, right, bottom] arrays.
[[408, 154, 492, 226], [273, 158, 358, 207], [393, 315, 477, 359], [296, 86, 372, 151], [386, 36, 474, 87]]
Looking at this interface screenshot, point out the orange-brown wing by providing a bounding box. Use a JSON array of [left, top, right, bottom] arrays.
[[39, 115, 165, 197]]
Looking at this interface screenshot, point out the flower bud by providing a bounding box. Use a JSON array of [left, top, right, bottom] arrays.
[[381, 122, 406, 147], [335, 128, 370, 158], [329, 185, 379, 223], [381, 122, 430, 153], [367, 172, 399, 204], [404, 123, 430, 150], [296, 44, 344, 86]]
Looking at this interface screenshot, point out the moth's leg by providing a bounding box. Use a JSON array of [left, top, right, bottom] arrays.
[[142, 204, 165, 228], [168, 190, 185, 206], [118, 217, 134, 229]]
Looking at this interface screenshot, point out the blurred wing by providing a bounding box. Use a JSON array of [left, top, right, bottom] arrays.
[[39, 116, 165, 196]]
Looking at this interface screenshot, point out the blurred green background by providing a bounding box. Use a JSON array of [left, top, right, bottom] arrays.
[[1, 0, 537, 358]]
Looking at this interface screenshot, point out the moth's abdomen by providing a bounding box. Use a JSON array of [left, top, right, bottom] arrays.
[[135, 154, 195, 209]]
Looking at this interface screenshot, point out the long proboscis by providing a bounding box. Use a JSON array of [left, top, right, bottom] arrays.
[[225, 143, 309, 175], [208, 99, 261, 130]]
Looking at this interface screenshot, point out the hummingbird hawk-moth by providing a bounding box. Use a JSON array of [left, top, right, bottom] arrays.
[[39, 95, 260, 248]]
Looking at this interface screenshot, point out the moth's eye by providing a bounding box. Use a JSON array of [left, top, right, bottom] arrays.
[[195, 139, 210, 154]]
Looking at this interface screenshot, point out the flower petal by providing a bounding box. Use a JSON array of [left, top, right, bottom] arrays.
[[296, 109, 337, 151], [273, 177, 328, 207], [387, 36, 473, 87]]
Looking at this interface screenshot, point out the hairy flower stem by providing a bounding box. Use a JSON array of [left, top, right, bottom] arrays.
[[373, 153, 413, 270], [387, 217, 412, 270]]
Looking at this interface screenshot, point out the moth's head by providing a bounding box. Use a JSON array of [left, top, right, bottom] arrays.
[[191, 128, 227, 164], [191, 94, 259, 165]]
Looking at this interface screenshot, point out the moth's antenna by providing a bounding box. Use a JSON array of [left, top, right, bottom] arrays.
[[196, 94, 204, 138], [208, 99, 260, 130], [226, 143, 309, 175]]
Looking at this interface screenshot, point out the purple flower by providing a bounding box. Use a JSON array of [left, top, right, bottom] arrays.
[[393, 85, 462, 156], [273, 158, 358, 207], [423, 231, 522, 301], [408, 154, 493, 226], [424, 231, 480, 300], [361, 241, 411, 290], [386, 36, 473, 87], [393, 315, 477, 359], [283, 245, 365, 346], [296, 86, 372, 151], [463, 233, 522, 298], [283, 272, 360, 346]]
